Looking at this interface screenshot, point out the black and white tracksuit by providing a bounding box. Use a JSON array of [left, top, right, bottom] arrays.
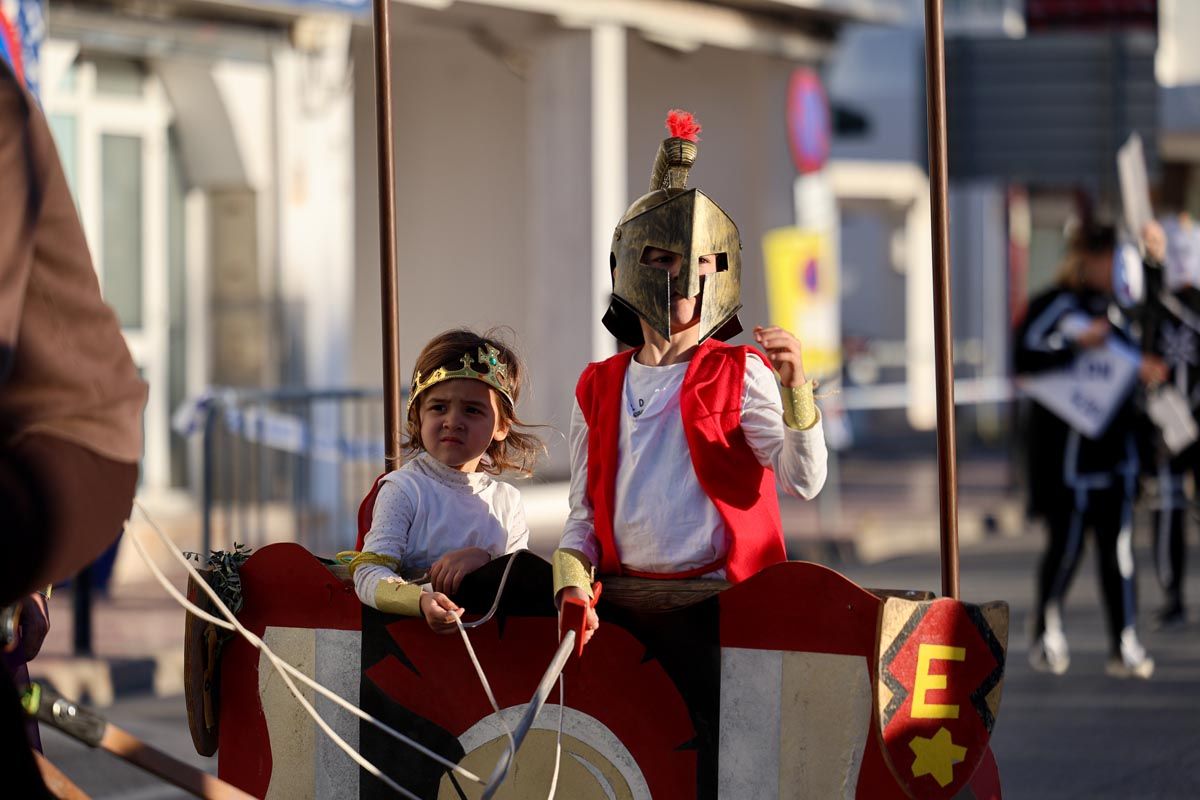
[[1015, 286, 1141, 654], [1141, 261, 1199, 615]]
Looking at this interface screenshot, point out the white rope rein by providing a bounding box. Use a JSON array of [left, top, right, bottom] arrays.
[[128, 503, 483, 796], [452, 613, 516, 783], [548, 675, 564, 799], [129, 502, 566, 798]]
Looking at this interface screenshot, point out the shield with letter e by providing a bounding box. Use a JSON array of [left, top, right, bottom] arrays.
[[875, 597, 1008, 800]]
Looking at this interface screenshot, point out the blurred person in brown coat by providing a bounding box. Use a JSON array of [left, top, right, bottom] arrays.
[[0, 51, 146, 791]]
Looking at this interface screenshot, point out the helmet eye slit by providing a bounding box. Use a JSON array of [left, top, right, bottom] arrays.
[[639, 246, 684, 271]]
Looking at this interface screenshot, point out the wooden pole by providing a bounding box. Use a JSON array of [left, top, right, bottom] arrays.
[[100, 725, 255, 799], [923, 0, 960, 599], [33, 751, 92, 800], [31, 685, 254, 799], [373, 0, 403, 473]]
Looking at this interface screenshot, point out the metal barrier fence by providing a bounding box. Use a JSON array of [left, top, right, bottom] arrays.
[[175, 387, 391, 557], [174, 377, 1015, 558]]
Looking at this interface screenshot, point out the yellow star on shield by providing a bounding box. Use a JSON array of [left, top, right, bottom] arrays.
[[909, 727, 967, 787]]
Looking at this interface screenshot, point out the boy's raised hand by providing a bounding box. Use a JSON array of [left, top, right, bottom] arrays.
[[420, 591, 462, 634], [753, 325, 807, 387], [430, 547, 492, 595]]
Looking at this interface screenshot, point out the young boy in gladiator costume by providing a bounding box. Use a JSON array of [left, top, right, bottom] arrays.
[[553, 111, 829, 642]]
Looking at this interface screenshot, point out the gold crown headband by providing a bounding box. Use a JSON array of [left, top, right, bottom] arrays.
[[409, 344, 515, 411]]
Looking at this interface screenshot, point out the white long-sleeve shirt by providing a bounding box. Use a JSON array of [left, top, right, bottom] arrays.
[[353, 452, 530, 609], [559, 353, 828, 575]]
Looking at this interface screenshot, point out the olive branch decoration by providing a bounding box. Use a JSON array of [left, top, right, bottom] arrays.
[[185, 542, 253, 615]]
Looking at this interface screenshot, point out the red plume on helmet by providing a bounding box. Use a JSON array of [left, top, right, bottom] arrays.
[[666, 109, 702, 142]]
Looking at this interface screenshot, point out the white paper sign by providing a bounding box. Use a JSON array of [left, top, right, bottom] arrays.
[[1117, 133, 1154, 244], [1019, 339, 1141, 439], [1146, 383, 1199, 454]]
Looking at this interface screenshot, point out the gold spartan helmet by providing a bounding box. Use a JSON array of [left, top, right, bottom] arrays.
[[602, 110, 743, 346]]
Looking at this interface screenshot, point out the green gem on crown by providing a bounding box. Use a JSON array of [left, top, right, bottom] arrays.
[[407, 343, 514, 412]]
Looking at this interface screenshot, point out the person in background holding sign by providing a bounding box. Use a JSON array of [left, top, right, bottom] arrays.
[[1138, 217, 1200, 628], [1015, 222, 1166, 679]]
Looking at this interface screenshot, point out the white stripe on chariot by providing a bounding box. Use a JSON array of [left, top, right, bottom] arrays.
[[260, 627, 317, 799], [259, 627, 363, 800], [719, 648, 782, 798], [316, 629, 363, 799], [719, 649, 871, 800]]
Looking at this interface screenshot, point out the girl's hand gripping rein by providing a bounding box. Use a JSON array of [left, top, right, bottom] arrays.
[[419, 589, 462, 635]]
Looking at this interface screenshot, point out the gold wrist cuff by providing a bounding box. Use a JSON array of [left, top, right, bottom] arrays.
[[374, 580, 424, 616], [782, 380, 819, 431], [343, 551, 402, 579], [38, 585, 52, 599], [552, 548, 594, 598]]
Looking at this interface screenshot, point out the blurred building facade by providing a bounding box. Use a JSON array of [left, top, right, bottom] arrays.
[[345, 0, 902, 477], [827, 0, 1170, 450], [33, 0, 1190, 495], [32, 0, 903, 516], [26, 0, 1193, 550], [39, 0, 361, 496], [1156, 0, 1200, 216]]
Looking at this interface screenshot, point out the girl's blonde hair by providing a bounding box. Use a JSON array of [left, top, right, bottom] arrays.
[[404, 328, 544, 475]]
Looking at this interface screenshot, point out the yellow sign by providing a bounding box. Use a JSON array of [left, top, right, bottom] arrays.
[[762, 227, 841, 380]]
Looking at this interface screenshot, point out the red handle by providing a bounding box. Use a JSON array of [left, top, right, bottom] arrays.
[[558, 582, 602, 659], [559, 598, 587, 659]]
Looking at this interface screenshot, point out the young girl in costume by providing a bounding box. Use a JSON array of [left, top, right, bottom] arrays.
[[553, 111, 829, 643], [351, 329, 542, 632]]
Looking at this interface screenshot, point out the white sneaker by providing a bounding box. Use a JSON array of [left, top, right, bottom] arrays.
[[1029, 632, 1070, 675], [1106, 629, 1155, 679], [1106, 652, 1155, 679]]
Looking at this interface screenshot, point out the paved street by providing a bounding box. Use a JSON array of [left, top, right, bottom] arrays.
[[35, 523, 1200, 798]]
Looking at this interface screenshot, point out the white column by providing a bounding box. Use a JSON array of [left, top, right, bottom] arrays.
[[142, 106, 170, 489], [590, 22, 626, 363], [184, 190, 209, 496], [273, 39, 355, 548], [525, 30, 598, 476], [272, 46, 354, 389], [906, 191, 936, 430]]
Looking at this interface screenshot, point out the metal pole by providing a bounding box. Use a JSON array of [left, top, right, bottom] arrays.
[[72, 567, 93, 657], [923, 0, 959, 599], [373, 0, 403, 474], [201, 403, 215, 557]]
